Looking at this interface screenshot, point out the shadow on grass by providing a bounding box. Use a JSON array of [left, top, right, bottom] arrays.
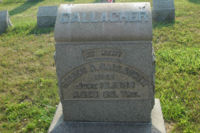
[[10, 0, 44, 16], [188, 0, 200, 4], [153, 21, 175, 29], [29, 26, 54, 35]]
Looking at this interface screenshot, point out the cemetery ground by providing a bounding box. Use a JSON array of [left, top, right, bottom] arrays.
[[0, 0, 199, 132]]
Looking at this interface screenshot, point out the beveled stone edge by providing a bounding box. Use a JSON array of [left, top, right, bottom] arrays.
[[48, 98, 166, 133]]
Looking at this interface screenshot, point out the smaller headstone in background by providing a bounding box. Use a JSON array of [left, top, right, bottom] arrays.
[[153, 0, 175, 22], [0, 10, 12, 35], [37, 6, 58, 27]]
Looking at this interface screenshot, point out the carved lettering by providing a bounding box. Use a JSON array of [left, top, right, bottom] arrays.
[[120, 91, 140, 98], [82, 48, 123, 60], [101, 12, 108, 22], [71, 12, 80, 22], [73, 91, 99, 98], [60, 11, 149, 23], [109, 12, 120, 22], [103, 91, 119, 98], [62, 61, 150, 100], [120, 12, 129, 22], [91, 12, 98, 22], [129, 12, 139, 22], [81, 12, 89, 23]]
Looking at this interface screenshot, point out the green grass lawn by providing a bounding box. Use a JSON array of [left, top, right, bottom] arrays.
[[0, 0, 200, 132]]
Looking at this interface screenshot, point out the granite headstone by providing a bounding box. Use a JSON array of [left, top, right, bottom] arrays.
[[37, 6, 58, 27], [0, 10, 12, 34], [49, 3, 165, 133], [153, 0, 175, 22]]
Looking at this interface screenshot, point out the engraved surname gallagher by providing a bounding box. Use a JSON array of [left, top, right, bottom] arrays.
[[60, 11, 149, 23]]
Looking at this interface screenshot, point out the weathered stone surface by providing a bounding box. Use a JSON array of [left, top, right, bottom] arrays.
[[153, 0, 175, 22], [48, 99, 165, 133], [0, 10, 11, 34], [54, 3, 154, 123], [151, 99, 166, 133], [37, 6, 58, 27], [55, 42, 154, 122], [55, 3, 152, 42]]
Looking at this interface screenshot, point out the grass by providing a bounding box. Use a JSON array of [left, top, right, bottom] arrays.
[[0, 0, 200, 132]]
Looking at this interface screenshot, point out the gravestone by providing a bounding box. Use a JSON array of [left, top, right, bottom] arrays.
[[37, 6, 58, 27], [153, 0, 175, 22], [0, 10, 12, 34], [49, 3, 166, 133]]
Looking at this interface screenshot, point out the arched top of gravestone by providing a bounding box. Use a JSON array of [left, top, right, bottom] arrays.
[[37, 6, 58, 17], [153, 0, 174, 10], [54, 3, 152, 43]]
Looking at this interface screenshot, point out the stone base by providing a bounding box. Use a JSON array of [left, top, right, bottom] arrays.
[[48, 99, 166, 133], [152, 9, 175, 23]]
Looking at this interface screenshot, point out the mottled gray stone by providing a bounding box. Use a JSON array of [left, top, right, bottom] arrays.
[[48, 99, 166, 133], [37, 6, 58, 27], [54, 3, 154, 123], [153, 0, 175, 22], [153, 9, 175, 22], [0, 10, 12, 34], [55, 42, 154, 122], [151, 99, 166, 133], [55, 3, 152, 42]]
